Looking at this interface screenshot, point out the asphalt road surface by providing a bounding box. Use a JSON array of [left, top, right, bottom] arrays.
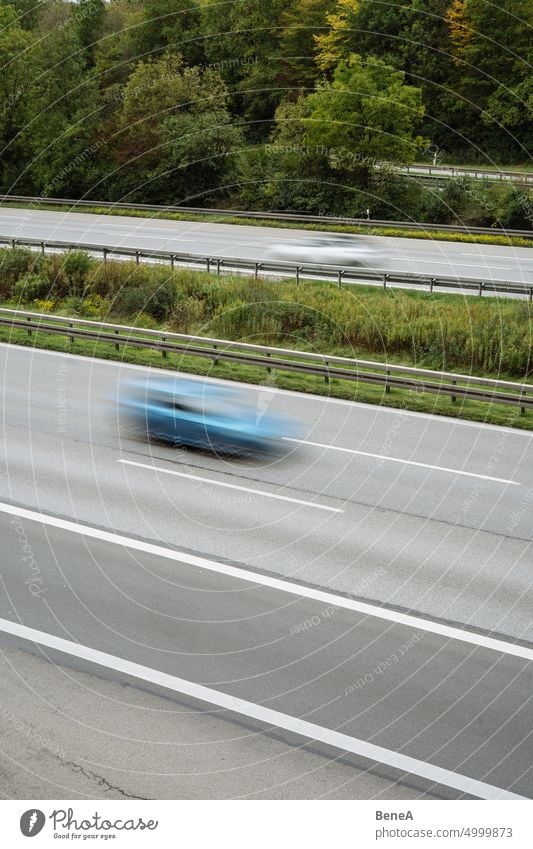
[[0, 207, 532, 289], [0, 343, 531, 799]]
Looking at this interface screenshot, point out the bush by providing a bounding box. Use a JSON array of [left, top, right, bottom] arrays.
[[62, 251, 94, 294], [0, 249, 39, 298], [13, 273, 54, 303], [169, 297, 206, 332], [113, 280, 176, 320]]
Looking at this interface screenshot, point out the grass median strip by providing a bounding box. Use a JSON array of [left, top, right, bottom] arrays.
[[0, 247, 531, 430]]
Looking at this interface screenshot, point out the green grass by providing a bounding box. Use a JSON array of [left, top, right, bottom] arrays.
[[0, 321, 529, 430], [2, 200, 531, 249], [1, 246, 532, 429]]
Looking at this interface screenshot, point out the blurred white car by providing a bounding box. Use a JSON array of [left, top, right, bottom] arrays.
[[265, 235, 383, 267]]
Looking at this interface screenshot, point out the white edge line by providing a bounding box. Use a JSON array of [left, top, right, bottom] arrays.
[[2, 341, 532, 438], [0, 501, 531, 664], [118, 459, 344, 513], [0, 615, 524, 801], [284, 438, 520, 485]]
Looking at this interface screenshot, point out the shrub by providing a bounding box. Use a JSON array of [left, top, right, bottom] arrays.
[[0, 249, 39, 298], [169, 297, 206, 332], [113, 280, 176, 320], [13, 273, 54, 303], [42, 254, 69, 296], [62, 251, 94, 294]]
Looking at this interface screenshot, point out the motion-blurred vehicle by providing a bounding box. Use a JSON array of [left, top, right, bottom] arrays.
[[266, 235, 383, 267], [119, 377, 301, 457]]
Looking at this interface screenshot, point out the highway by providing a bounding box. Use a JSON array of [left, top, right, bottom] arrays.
[[0, 342, 531, 799], [1, 207, 533, 289]]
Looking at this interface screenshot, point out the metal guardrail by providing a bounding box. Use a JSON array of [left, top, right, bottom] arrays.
[[0, 308, 531, 411], [0, 194, 532, 239], [401, 165, 533, 186], [1, 234, 532, 300]]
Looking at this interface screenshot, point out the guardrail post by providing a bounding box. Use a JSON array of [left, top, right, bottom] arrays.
[[383, 273, 390, 290], [254, 262, 261, 280], [213, 344, 218, 366], [451, 380, 457, 404], [324, 361, 329, 384], [114, 329, 119, 351], [529, 288, 532, 303], [266, 351, 271, 375], [429, 277, 436, 293], [11, 239, 15, 251], [103, 248, 108, 263], [69, 322, 74, 344], [41, 241, 45, 256], [296, 266, 302, 285], [338, 270, 344, 288], [27, 315, 31, 337], [161, 335, 167, 358], [386, 369, 391, 393], [478, 281, 484, 296], [206, 258, 211, 273], [135, 251, 140, 265], [170, 254, 175, 270], [216, 259, 221, 276]]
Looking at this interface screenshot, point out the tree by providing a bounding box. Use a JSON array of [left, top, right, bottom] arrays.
[[278, 0, 336, 88], [93, 0, 145, 97], [136, 0, 204, 66], [446, 0, 533, 158], [74, 0, 106, 68], [159, 110, 243, 202], [1, 0, 48, 30], [201, 0, 286, 137], [314, 0, 358, 72], [108, 54, 242, 202], [0, 5, 37, 189], [305, 54, 427, 166], [23, 11, 100, 195]]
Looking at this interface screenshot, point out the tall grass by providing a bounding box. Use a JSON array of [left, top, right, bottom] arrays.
[[1, 248, 531, 378]]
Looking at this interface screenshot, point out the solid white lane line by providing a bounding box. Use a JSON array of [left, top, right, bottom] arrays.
[[2, 340, 531, 437], [0, 617, 524, 801], [118, 458, 344, 513], [283, 438, 520, 485], [0, 501, 531, 662]]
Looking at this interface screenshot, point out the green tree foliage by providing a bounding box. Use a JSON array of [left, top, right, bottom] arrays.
[[20, 5, 100, 195], [108, 54, 242, 202], [320, 1, 455, 145], [0, 5, 37, 188], [0, 0, 528, 218], [136, 0, 204, 66], [305, 54, 427, 165], [75, 0, 106, 68], [93, 0, 145, 98], [446, 0, 532, 158], [278, 0, 336, 88], [201, 0, 286, 136], [314, 0, 358, 71], [1, 0, 47, 29]]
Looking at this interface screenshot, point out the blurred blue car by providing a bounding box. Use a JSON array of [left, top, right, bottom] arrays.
[[119, 377, 301, 457]]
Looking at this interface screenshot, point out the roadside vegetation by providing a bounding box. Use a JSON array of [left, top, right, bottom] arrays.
[[0, 248, 531, 429], [1, 0, 531, 228]]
